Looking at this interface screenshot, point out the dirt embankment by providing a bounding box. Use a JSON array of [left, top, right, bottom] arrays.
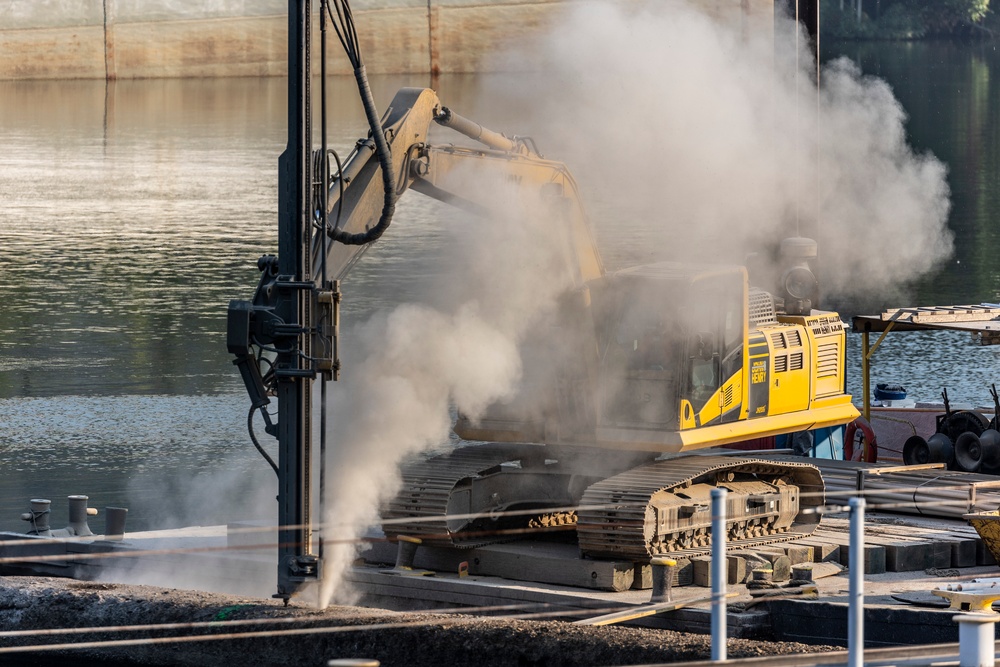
[[0, 577, 837, 666]]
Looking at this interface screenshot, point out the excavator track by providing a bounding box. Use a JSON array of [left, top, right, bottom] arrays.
[[577, 456, 825, 561], [382, 443, 551, 547], [384, 448, 825, 561]]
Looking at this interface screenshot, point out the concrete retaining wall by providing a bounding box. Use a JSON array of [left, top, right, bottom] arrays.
[[0, 0, 775, 80]]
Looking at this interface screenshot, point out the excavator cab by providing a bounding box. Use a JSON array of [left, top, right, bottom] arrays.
[[593, 263, 747, 435], [457, 256, 857, 453]]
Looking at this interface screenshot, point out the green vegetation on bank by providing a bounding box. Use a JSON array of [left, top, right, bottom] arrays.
[[821, 0, 994, 39]]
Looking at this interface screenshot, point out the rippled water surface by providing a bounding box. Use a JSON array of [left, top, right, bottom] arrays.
[[0, 76, 454, 530], [2, 45, 1000, 532]]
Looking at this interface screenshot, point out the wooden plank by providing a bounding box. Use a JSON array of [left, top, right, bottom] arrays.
[[864, 463, 947, 474], [673, 558, 694, 587], [879, 304, 1000, 324], [467, 543, 636, 592], [817, 518, 982, 571], [837, 542, 886, 574], [946, 526, 996, 565], [977, 538, 998, 566], [631, 563, 651, 590], [864, 535, 951, 572], [909, 531, 978, 568], [808, 529, 886, 573], [573, 593, 717, 626], [785, 539, 841, 563], [361, 540, 636, 592], [692, 556, 712, 587], [691, 551, 791, 587], [789, 544, 814, 563], [775, 545, 812, 565], [912, 309, 1000, 324], [727, 555, 746, 585], [791, 562, 844, 581]]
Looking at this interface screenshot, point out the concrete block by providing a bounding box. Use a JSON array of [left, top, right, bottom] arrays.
[[727, 555, 747, 585], [692, 556, 712, 587], [838, 543, 886, 575]]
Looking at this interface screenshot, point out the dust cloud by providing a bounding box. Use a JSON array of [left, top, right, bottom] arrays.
[[318, 181, 575, 606], [109, 462, 278, 597], [485, 0, 952, 308], [317, 0, 953, 606]]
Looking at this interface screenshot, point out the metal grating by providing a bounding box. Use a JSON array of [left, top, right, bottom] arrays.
[[748, 288, 777, 328]]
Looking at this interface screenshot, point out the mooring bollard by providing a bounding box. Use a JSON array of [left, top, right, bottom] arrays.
[[394, 535, 422, 570], [66, 495, 96, 537], [955, 613, 999, 667], [848, 497, 866, 667], [20, 499, 52, 536], [650, 557, 677, 603], [104, 507, 128, 541], [711, 487, 727, 662]]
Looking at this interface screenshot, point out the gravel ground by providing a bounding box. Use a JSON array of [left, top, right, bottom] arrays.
[[0, 576, 841, 667]]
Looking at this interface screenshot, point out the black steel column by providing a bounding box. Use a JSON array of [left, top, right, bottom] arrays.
[[275, 0, 316, 600]]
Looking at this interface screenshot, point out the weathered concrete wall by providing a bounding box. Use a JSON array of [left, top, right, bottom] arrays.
[[0, 0, 775, 80]]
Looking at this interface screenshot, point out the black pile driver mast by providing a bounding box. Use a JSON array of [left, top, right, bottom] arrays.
[[272, 0, 317, 601], [227, 0, 394, 602], [228, 0, 322, 601], [269, 0, 319, 600]]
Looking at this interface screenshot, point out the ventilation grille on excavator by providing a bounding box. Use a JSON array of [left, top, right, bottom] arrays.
[[816, 341, 840, 378], [749, 288, 777, 328], [773, 352, 804, 374]]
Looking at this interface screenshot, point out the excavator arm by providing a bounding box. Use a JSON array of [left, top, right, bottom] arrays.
[[312, 87, 604, 285], [408, 144, 604, 285]]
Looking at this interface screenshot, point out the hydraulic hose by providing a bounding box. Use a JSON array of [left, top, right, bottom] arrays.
[[329, 65, 396, 245], [248, 405, 279, 477]]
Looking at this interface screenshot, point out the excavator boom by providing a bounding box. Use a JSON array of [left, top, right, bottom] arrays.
[[310, 87, 603, 286]]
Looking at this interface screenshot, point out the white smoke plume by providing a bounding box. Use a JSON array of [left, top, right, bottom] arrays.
[[484, 0, 952, 307], [318, 182, 574, 606], [317, 0, 953, 605]]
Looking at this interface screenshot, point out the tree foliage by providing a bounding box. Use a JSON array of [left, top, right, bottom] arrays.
[[903, 0, 990, 32], [821, 0, 992, 39]]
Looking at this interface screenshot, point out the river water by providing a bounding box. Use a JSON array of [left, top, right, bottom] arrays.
[[2, 41, 1000, 534], [829, 40, 1000, 412]]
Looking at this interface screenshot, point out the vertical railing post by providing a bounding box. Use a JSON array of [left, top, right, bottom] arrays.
[[848, 497, 866, 667], [711, 487, 727, 662], [956, 613, 999, 667]]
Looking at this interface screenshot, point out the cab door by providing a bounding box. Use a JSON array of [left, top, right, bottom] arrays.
[[683, 272, 745, 425]]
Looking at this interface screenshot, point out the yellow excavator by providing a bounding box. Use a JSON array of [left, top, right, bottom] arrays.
[[226, 4, 860, 600], [231, 86, 859, 572], [317, 86, 857, 559]]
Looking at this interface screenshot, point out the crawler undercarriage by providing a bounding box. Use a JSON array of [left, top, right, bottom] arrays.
[[382, 443, 824, 562]]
